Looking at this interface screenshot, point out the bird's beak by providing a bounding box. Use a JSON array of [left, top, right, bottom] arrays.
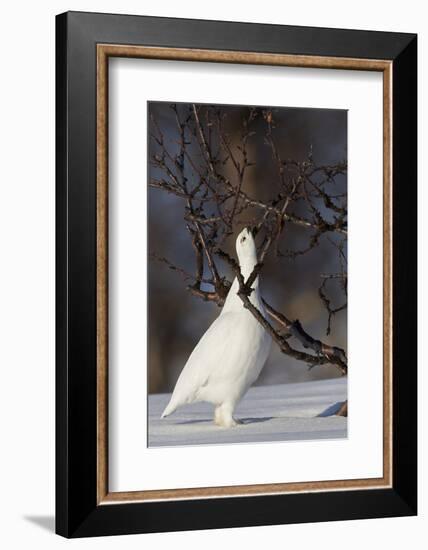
[[248, 226, 258, 237]]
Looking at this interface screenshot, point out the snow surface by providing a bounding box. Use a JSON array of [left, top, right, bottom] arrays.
[[148, 377, 347, 447]]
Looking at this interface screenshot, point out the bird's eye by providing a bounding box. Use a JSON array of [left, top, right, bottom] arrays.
[[241, 236, 246, 243]]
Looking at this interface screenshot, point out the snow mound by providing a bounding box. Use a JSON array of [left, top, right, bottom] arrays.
[[148, 377, 347, 447]]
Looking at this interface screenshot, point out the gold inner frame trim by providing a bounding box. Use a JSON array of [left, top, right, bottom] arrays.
[[96, 44, 393, 505]]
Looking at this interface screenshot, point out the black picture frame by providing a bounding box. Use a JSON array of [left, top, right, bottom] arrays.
[[56, 11, 417, 538]]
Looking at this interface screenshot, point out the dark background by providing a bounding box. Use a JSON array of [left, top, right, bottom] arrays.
[[148, 102, 347, 394]]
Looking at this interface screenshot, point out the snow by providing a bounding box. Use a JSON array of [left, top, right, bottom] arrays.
[[148, 377, 347, 447]]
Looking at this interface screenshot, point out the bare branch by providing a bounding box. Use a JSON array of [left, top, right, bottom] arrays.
[[149, 103, 348, 375]]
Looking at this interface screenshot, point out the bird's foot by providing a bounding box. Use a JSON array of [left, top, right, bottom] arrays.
[[214, 406, 242, 428], [230, 417, 243, 427], [215, 416, 241, 428]]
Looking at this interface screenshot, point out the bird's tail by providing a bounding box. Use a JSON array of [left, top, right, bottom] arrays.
[[161, 398, 178, 419]]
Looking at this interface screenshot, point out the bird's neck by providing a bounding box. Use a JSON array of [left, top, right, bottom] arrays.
[[240, 259, 259, 288], [239, 254, 259, 283], [221, 255, 262, 315]]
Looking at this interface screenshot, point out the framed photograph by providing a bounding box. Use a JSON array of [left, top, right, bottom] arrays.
[[56, 11, 417, 537]]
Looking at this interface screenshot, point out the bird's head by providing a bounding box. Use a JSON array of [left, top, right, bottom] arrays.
[[236, 227, 258, 268]]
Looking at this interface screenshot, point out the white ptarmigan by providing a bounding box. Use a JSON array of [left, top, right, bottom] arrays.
[[161, 227, 272, 427]]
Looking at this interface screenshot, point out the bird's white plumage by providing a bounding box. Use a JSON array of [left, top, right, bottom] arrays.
[[161, 227, 271, 427]]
